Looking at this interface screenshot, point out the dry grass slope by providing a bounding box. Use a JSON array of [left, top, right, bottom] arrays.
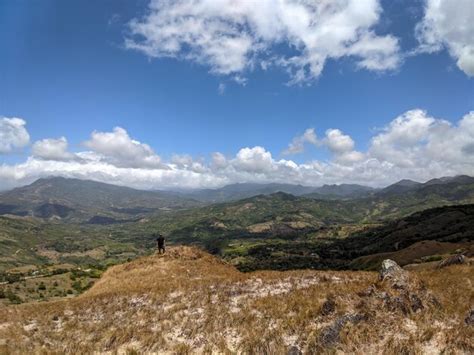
[[0, 246, 472, 354]]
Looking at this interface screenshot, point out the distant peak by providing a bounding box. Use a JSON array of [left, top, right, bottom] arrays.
[[392, 179, 420, 186]]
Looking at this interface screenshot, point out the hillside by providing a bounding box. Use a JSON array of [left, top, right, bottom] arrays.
[[1, 247, 472, 353], [344, 204, 474, 269], [0, 215, 156, 272], [130, 184, 474, 252], [126, 192, 369, 247], [0, 177, 200, 222], [223, 204, 474, 272]]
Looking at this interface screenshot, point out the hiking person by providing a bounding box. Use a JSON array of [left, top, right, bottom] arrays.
[[156, 234, 165, 254]]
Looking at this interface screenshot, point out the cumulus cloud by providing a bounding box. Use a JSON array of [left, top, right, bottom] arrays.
[[125, 0, 401, 84], [233, 146, 274, 173], [370, 110, 474, 174], [211, 152, 228, 170], [83, 127, 164, 169], [416, 0, 474, 76], [0, 117, 30, 153], [323, 129, 365, 164], [283, 128, 318, 155], [284, 127, 364, 164], [32, 137, 75, 161], [2, 110, 474, 191], [324, 129, 355, 154]]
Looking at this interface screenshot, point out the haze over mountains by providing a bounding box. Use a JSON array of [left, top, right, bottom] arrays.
[[1, 175, 474, 223], [178, 182, 377, 202]]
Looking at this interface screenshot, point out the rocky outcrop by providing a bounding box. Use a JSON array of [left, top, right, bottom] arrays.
[[379, 259, 409, 289], [437, 254, 466, 269], [352, 259, 441, 320]]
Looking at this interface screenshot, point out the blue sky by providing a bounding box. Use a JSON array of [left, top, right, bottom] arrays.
[[0, 0, 473, 190]]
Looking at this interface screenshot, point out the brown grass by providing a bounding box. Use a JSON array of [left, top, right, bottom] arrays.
[[0, 246, 472, 354]]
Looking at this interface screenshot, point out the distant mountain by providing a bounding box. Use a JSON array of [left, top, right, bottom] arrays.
[[2, 174, 473, 224], [155, 175, 474, 246], [305, 184, 375, 199], [180, 183, 319, 202], [180, 182, 375, 202], [0, 177, 200, 222], [423, 175, 474, 186], [377, 175, 474, 196], [377, 179, 422, 195]]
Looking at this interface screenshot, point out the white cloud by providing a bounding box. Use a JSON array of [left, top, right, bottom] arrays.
[[126, 0, 401, 84], [324, 129, 355, 154], [370, 110, 474, 172], [211, 152, 228, 170], [171, 154, 207, 173], [83, 127, 164, 169], [284, 127, 364, 164], [0, 117, 30, 154], [232, 146, 274, 173], [218, 83, 226, 95], [2, 109, 474, 191], [32, 137, 75, 161], [323, 129, 365, 165], [416, 0, 474, 76], [283, 128, 318, 155]]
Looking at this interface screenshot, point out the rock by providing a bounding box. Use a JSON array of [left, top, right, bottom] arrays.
[[318, 323, 340, 348], [428, 294, 442, 309], [318, 313, 366, 348], [379, 259, 408, 289], [379, 259, 402, 279], [437, 254, 465, 269], [320, 296, 336, 316], [287, 345, 302, 355], [409, 293, 424, 313], [465, 309, 474, 326], [384, 295, 410, 315]]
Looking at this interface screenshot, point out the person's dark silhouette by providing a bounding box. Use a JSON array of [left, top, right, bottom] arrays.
[[156, 234, 165, 254]]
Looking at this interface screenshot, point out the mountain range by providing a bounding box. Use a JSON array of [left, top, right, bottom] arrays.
[[177, 182, 376, 202], [0, 174, 473, 277], [1, 175, 474, 224], [0, 176, 474, 223]]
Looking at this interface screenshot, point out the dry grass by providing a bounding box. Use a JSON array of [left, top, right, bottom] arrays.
[[0, 246, 472, 354]]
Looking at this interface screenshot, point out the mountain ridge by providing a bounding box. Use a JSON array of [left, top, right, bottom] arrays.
[[0, 176, 200, 222]]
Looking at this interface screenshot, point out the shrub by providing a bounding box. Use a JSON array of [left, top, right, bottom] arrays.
[[72, 281, 83, 292], [6, 291, 22, 304], [6, 274, 21, 284], [421, 255, 443, 262]]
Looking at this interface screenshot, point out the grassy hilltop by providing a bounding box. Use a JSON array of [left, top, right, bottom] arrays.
[[1, 247, 472, 353]]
